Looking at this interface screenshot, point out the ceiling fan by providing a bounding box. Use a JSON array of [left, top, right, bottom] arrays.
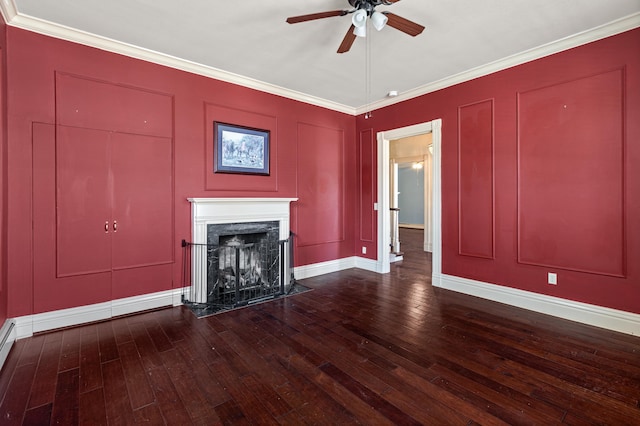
[[286, 0, 425, 53]]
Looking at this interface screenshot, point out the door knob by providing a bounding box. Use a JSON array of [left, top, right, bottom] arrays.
[[105, 221, 109, 233], [113, 220, 118, 232]]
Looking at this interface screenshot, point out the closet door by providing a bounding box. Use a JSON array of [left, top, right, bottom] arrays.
[[56, 126, 112, 277], [110, 132, 173, 271]]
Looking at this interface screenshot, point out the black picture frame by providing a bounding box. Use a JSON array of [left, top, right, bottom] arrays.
[[214, 122, 270, 175]]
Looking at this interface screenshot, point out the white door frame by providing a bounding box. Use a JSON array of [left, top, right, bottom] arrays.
[[376, 119, 442, 284], [424, 150, 433, 252]]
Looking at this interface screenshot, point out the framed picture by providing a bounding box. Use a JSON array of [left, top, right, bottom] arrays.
[[214, 122, 270, 175]]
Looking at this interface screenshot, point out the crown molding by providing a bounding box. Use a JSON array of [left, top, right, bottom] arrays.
[[0, 0, 17, 22], [356, 12, 640, 115], [1, 1, 638, 116], [0, 1, 356, 115]]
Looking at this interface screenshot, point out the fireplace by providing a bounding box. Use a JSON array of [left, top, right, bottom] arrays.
[[207, 221, 280, 305], [186, 198, 297, 306]]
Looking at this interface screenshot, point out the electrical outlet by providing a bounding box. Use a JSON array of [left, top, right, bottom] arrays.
[[548, 272, 557, 285], [362, 246, 367, 254]]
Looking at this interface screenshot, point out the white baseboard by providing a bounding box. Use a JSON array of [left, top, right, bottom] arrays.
[[16, 303, 113, 339], [0, 320, 16, 371], [294, 256, 385, 280], [13, 287, 187, 340], [294, 257, 358, 280], [354, 256, 382, 273], [434, 273, 640, 336], [399, 224, 424, 230], [6, 261, 637, 353], [111, 288, 184, 317]]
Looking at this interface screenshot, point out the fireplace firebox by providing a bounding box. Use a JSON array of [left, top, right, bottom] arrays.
[[207, 221, 280, 306]]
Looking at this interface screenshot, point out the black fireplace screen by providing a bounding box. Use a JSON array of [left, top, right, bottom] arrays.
[[181, 231, 296, 314]]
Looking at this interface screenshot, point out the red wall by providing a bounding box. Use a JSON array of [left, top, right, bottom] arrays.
[[2, 22, 638, 320], [4, 27, 356, 317], [357, 28, 640, 314], [0, 15, 7, 323]]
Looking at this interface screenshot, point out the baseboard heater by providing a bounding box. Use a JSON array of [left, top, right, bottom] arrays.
[[0, 320, 16, 371]]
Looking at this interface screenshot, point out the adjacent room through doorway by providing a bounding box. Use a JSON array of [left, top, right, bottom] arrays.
[[377, 119, 441, 277], [390, 132, 433, 259]]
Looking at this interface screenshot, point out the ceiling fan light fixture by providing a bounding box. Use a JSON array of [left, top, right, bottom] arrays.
[[286, 0, 425, 53], [353, 24, 367, 37], [371, 11, 388, 31], [352, 9, 367, 25]]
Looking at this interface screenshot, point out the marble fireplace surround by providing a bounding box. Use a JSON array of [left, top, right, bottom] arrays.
[[187, 197, 298, 303]]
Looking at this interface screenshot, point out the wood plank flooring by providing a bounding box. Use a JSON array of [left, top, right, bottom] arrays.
[[1, 228, 639, 425]]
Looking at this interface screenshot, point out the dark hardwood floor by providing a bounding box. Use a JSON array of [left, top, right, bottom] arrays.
[[1, 228, 639, 425]]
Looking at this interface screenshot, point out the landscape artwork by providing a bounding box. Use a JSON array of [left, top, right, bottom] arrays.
[[214, 122, 270, 175]]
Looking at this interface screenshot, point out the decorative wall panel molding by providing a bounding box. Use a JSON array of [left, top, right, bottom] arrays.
[[458, 99, 495, 259], [204, 103, 278, 192], [56, 72, 173, 137], [517, 69, 625, 277], [359, 129, 375, 242], [296, 123, 345, 247]]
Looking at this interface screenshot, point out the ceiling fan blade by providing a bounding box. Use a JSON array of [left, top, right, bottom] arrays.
[[383, 12, 425, 37], [286, 10, 347, 24], [337, 25, 357, 54]]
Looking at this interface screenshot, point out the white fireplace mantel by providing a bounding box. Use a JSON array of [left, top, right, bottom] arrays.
[[187, 197, 298, 303], [188, 197, 298, 242]]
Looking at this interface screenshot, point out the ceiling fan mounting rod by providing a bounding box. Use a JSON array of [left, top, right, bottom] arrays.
[[348, 0, 394, 13]]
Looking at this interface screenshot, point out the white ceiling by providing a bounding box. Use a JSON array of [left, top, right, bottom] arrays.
[[4, 0, 640, 114]]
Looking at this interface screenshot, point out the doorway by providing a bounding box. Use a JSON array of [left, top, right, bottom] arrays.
[[390, 133, 433, 256], [376, 119, 442, 284]]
